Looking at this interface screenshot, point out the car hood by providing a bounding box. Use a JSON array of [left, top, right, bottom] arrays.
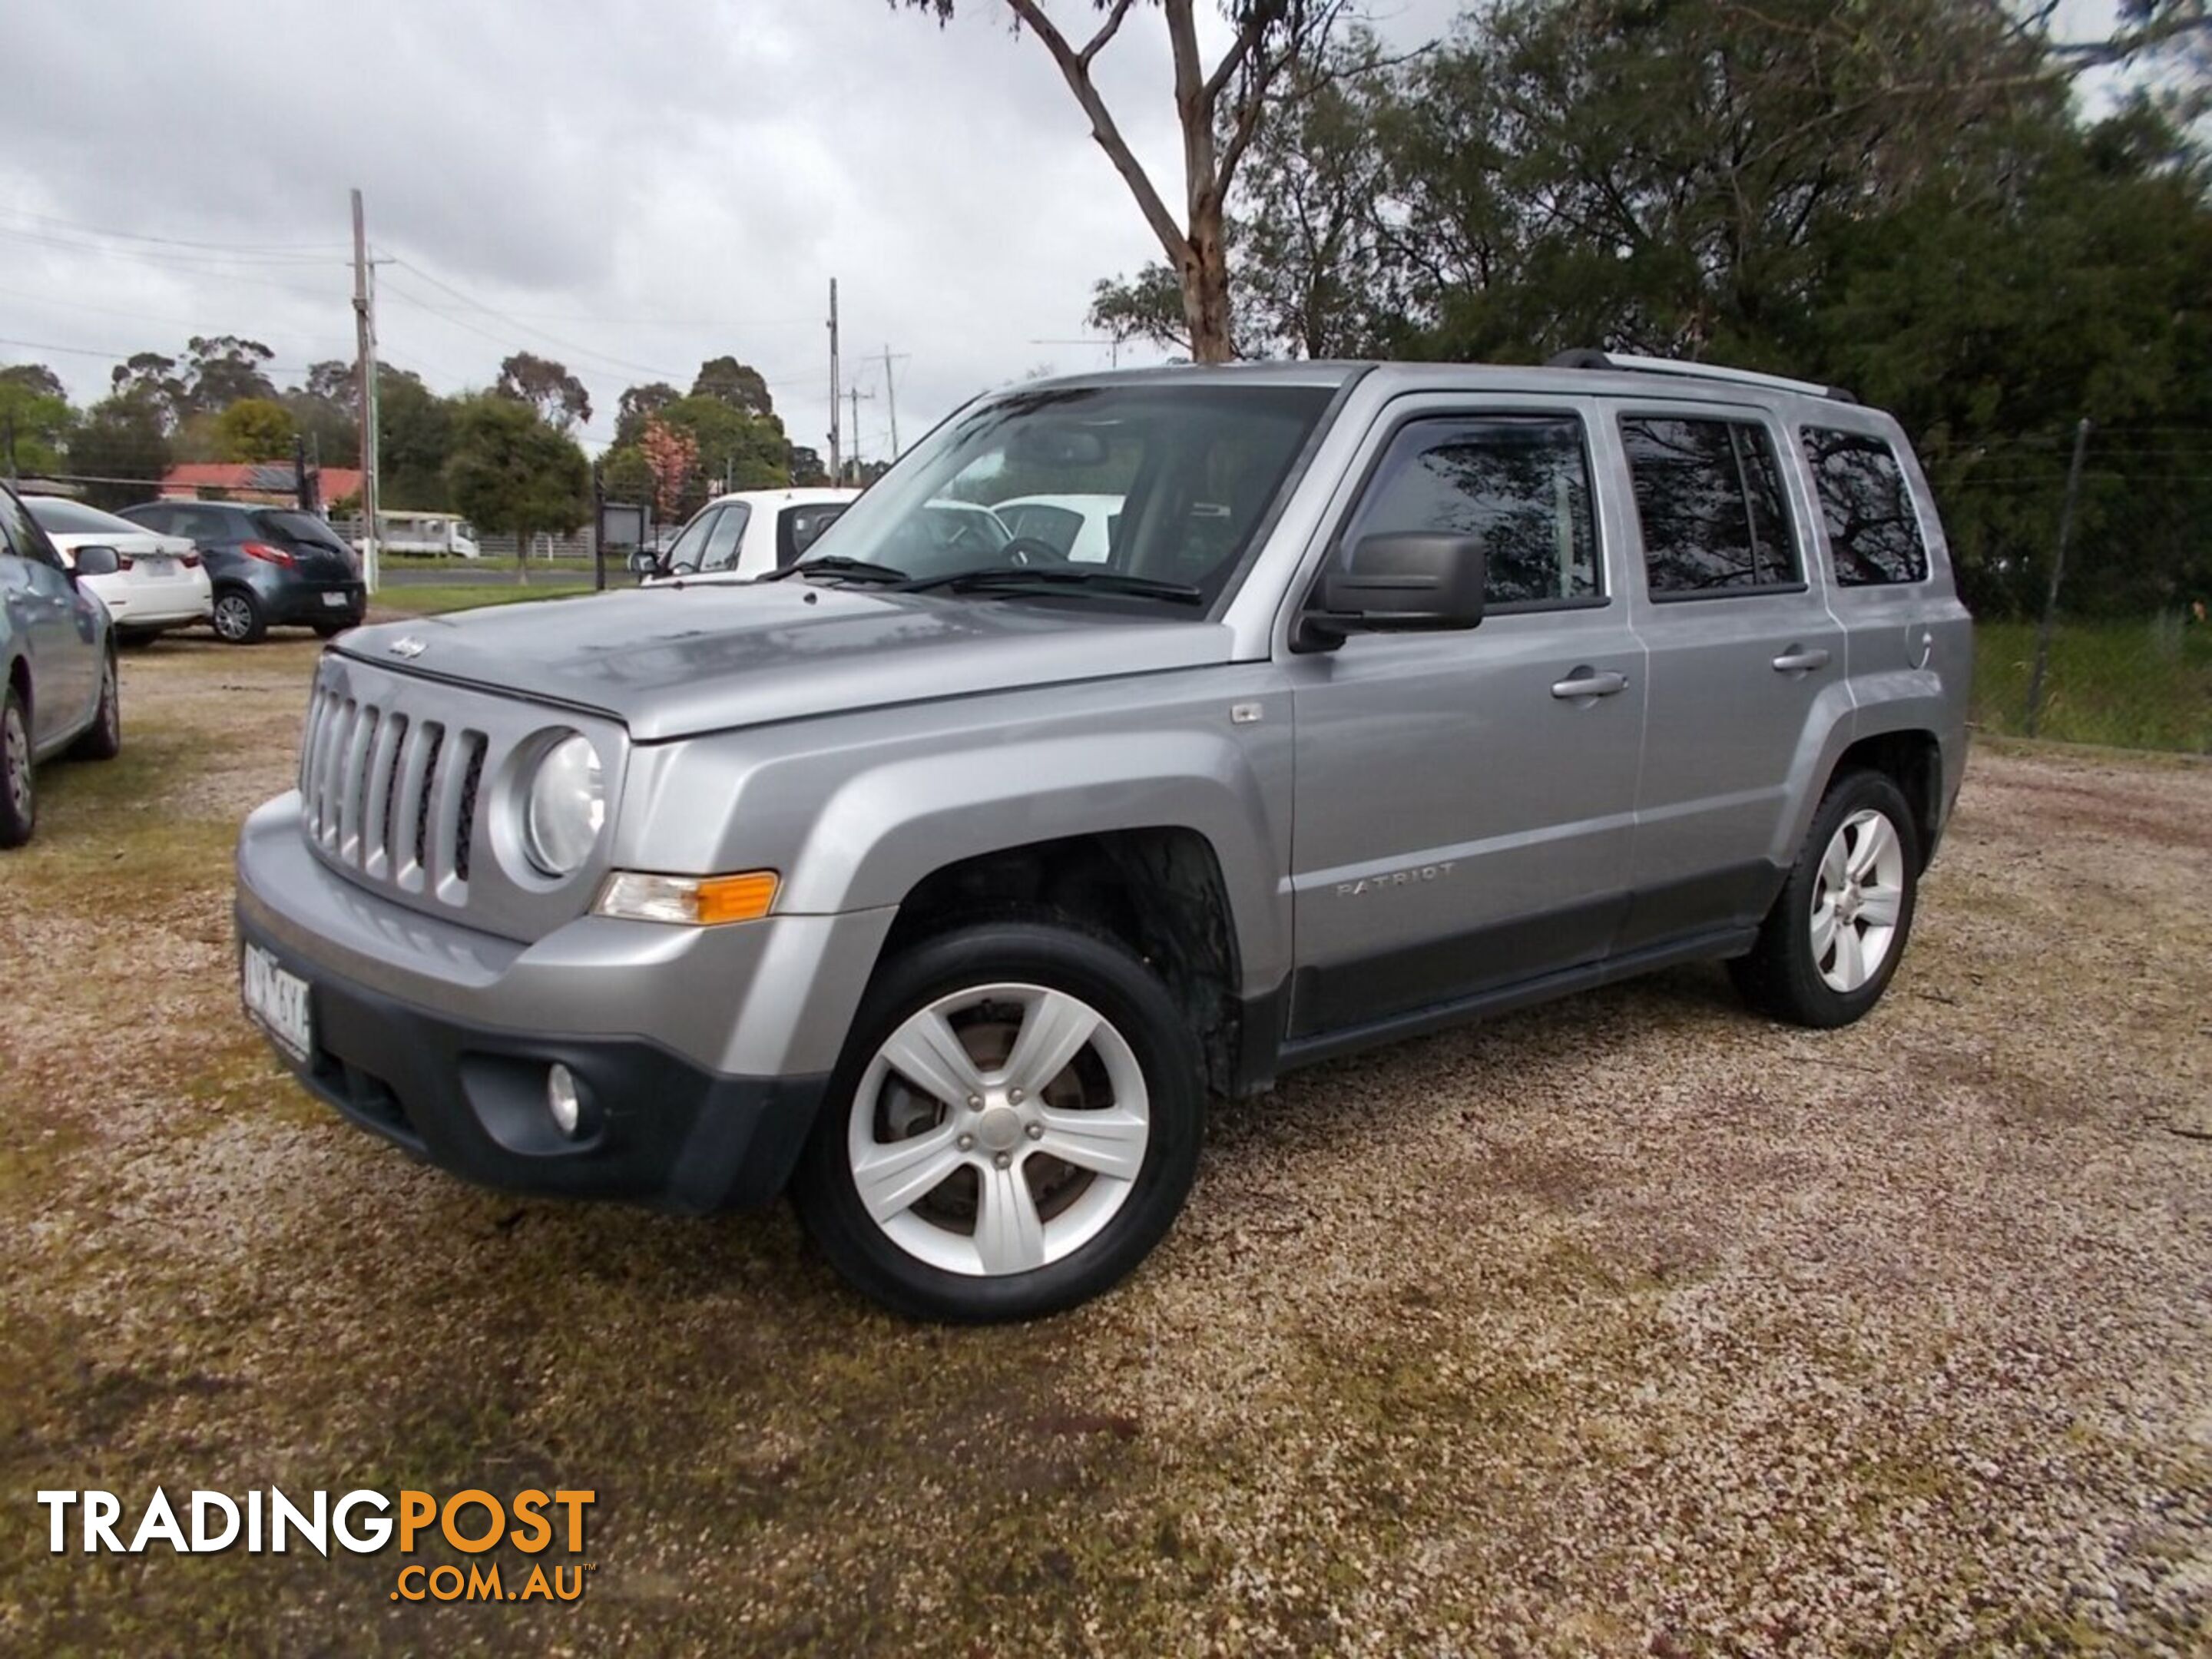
[[336, 582, 1234, 741]]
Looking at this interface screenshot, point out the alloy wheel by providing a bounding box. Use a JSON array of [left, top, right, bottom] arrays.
[[846, 982, 1151, 1277], [214, 595, 253, 642], [1810, 808, 1906, 992], [3, 704, 28, 819]]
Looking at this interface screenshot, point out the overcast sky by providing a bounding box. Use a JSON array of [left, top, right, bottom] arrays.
[[0, 0, 1445, 465], [0, 0, 2131, 470]]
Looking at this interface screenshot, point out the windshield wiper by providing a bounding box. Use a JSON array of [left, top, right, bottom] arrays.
[[758, 555, 909, 585], [896, 566, 1205, 605]]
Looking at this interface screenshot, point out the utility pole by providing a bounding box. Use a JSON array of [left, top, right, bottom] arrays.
[[826, 277, 841, 486], [846, 384, 869, 484], [2025, 417, 2091, 740], [351, 187, 381, 594], [880, 345, 908, 457]]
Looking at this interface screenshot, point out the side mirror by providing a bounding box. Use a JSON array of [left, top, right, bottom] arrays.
[[72, 545, 123, 578], [625, 549, 657, 575], [1298, 533, 1487, 651]]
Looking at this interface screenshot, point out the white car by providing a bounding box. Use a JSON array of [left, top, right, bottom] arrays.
[[644, 488, 859, 583], [993, 493, 1123, 563], [23, 496, 214, 644]]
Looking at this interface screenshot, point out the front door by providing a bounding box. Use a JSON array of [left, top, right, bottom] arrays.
[[0, 491, 97, 749], [1285, 399, 1648, 1037]]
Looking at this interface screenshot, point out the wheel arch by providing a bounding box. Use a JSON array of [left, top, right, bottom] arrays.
[[876, 826, 1253, 1098]]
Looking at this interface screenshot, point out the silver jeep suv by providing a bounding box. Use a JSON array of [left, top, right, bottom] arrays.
[[236, 355, 1970, 1320]]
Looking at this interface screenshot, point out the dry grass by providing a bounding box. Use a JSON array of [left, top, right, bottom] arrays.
[[1, 638, 2207, 1654]]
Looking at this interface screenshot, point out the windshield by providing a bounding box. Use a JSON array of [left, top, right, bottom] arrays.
[[793, 382, 1332, 608]]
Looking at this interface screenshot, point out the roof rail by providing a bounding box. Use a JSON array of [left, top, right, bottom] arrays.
[[1545, 349, 1855, 405]]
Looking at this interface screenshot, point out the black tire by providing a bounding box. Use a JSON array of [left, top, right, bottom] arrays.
[[1730, 769, 1921, 1028], [312, 620, 354, 640], [210, 587, 266, 645], [0, 684, 33, 849], [792, 918, 1207, 1323], [68, 649, 121, 762]]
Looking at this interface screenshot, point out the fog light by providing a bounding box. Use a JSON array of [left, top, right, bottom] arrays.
[[547, 1064, 582, 1137]]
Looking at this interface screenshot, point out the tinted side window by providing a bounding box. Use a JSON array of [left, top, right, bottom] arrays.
[[1346, 415, 1601, 608], [166, 507, 232, 545], [778, 503, 846, 567], [1800, 429, 1929, 586], [121, 505, 171, 533], [1621, 417, 1800, 597]]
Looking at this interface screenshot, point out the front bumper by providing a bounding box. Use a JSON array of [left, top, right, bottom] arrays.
[[236, 794, 896, 1210], [240, 909, 824, 1210]]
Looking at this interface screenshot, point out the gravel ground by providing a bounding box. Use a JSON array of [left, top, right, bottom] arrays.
[[1, 635, 2207, 1655]]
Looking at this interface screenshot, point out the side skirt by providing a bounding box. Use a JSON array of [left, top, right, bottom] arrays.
[[1267, 923, 1760, 1077]]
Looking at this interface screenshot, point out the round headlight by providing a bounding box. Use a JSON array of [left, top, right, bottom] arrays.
[[522, 733, 604, 876]]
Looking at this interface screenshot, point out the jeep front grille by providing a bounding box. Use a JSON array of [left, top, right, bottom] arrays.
[[300, 684, 486, 905]]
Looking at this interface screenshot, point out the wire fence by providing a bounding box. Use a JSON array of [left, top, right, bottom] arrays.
[[1940, 422, 2212, 754]]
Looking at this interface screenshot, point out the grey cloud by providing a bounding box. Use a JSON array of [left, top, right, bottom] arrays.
[[0, 0, 1433, 459]]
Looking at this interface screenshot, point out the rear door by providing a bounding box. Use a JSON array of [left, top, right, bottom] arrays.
[[1610, 404, 1849, 949], [1284, 395, 1648, 1035]]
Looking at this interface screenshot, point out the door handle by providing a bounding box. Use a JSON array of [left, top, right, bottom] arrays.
[[1551, 669, 1628, 700], [1771, 646, 1831, 673]]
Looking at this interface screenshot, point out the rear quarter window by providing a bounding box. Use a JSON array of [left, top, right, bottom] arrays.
[[1800, 429, 1929, 586]]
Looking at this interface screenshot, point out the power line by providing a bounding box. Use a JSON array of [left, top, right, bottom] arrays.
[[0, 203, 349, 257], [0, 334, 327, 378], [0, 227, 349, 301], [382, 256, 690, 381]]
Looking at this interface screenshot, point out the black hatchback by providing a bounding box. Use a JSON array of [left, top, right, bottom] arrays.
[[117, 500, 366, 644]]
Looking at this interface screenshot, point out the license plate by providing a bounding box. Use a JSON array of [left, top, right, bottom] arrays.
[[321, 591, 351, 609], [142, 558, 174, 578], [242, 944, 313, 1062]]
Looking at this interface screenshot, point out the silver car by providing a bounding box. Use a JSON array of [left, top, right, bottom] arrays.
[[236, 356, 1970, 1320], [1, 483, 122, 846]]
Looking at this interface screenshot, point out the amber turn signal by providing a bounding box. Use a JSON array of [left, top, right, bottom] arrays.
[[591, 869, 780, 926]]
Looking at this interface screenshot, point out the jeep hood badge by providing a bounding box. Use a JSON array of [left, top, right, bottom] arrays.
[[389, 637, 427, 660]]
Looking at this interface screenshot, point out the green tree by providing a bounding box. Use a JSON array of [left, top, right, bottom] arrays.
[[690, 356, 773, 417], [110, 353, 186, 430], [657, 394, 792, 511], [599, 445, 655, 508], [0, 365, 76, 477], [789, 444, 829, 486], [378, 367, 456, 509], [181, 335, 278, 412], [69, 394, 173, 510], [496, 352, 592, 432], [612, 381, 680, 449], [443, 395, 591, 584], [283, 359, 361, 468], [212, 396, 298, 462]]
